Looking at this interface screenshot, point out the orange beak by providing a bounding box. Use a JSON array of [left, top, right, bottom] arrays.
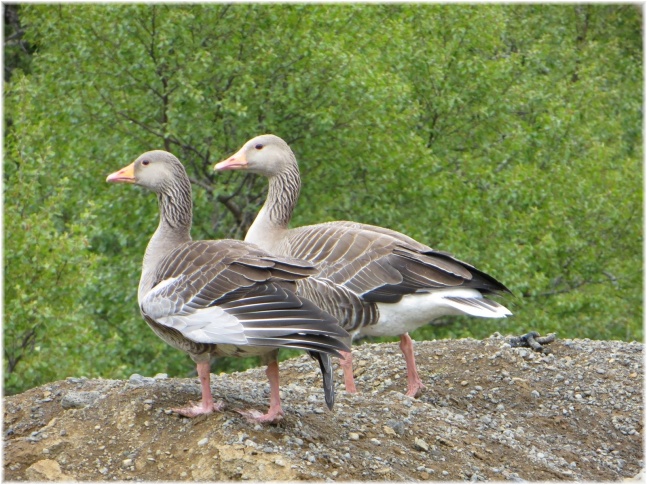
[[214, 149, 248, 172], [106, 162, 136, 184]]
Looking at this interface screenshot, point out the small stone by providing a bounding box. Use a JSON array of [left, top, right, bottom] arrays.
[[442, 471, 449, 476], [198, 438, 208, 446], [99, 467, 108, 475], [122, 459, 133, 467], [154, 373, 168, 380], [505, 471, 525, 482], [370, 438, 381, 446], [414, 438, 429, 452], [349, 433, 360, 441], [531, 390, 540, 398], [275, 458, 286, 467], [61, 391, 101, 409], [383, 426, 396, 436], [461, 381, 469, 386], [26, 459, 76, 482]]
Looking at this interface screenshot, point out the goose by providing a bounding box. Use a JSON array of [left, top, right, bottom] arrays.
[[106, 150, 350, 423], [215, 134, 512, 398]]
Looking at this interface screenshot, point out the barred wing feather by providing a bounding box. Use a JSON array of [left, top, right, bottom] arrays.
[[140, 240, 346, 352]]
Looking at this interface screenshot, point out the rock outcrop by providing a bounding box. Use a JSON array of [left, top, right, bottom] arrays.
[[4, 335, 644, 481]]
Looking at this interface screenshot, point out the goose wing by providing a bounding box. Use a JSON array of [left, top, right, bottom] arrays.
[[285, 223, 510, 304], [141, 239, 349, 354]]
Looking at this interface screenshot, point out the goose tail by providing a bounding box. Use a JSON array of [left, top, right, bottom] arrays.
[[309, 351, 335, 410]]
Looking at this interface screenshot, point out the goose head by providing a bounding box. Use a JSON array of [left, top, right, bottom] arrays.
[[107, 150, 188, 193], [214, 134, 296, 177]]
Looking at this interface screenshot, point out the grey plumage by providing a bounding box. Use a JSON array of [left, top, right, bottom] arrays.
[[216, 135, 511, 330], [215, 135, 512, 397], [107, 150, 349, 419], [283, 223, 510, 304], [141, 239, 348, 357]]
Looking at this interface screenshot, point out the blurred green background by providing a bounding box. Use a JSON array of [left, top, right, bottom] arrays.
[[4, 4, 642, 395]]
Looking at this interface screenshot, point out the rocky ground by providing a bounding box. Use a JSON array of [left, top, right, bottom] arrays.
[[3, 334, 644, 481]]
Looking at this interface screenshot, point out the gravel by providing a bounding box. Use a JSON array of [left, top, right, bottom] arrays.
[[3, 334, 644, 481]]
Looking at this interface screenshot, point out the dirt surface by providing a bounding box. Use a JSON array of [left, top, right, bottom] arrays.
[[3, 334, 644, 481]]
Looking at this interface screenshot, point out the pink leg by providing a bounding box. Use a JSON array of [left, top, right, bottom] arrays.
[[399, 333, 425, 398], [338, 350, 358, 393], [237, 361, 285, 424], [173, 361, 225, 417]]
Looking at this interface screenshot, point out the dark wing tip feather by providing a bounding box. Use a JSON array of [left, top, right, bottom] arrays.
[[361, 247, 512, 302], [309, 352, 335, 410]]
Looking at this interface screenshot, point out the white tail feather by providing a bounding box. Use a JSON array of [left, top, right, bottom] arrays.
[[442, 296, 512, 319], [364, 288, 512, 338]]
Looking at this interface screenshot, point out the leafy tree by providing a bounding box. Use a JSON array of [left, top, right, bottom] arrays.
[[341, 4, 642, 342], [4, 3, 641, 395], [4, 5, 33, 82], [3, 105, 98, 395]]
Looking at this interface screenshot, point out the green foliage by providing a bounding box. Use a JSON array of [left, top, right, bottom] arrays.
[[4, 4, 642, 395], [3, 102, 98, 394], [3, 5, 33, 82]]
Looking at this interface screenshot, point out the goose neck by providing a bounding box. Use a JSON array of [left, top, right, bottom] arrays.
[[264, 165, 301, 229], [139, 179, 193, 298], [244, 166, 300, 249]]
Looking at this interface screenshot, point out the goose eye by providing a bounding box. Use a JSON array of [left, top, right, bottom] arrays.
[[254, 144, 264, 150], [142, 160, 150, 166]]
